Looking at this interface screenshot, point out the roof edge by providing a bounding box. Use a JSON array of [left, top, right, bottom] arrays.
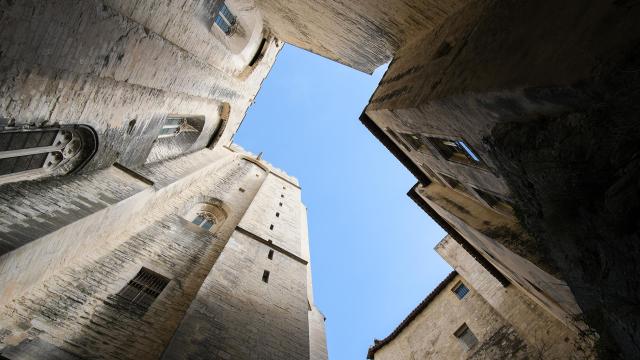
[[366, 271, 459, 359]]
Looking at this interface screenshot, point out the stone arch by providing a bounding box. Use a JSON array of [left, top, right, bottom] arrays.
[[0, 123, 98, 185]]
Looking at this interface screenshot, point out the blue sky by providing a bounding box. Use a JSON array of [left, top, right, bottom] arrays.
[[235, 45, 451, 360]]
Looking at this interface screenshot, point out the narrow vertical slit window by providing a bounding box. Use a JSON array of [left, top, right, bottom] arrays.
[[268, 249, 274, 260], [117, 268, 169, 310], [269, 224, 274, 230], [262, 270, 270, 283], [275, 212, 280, 217]]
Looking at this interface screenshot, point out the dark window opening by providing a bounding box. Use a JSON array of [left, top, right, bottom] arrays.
[[452, 281, 470, 299], [281, 194, 284, 198], [386, 128, 411, 152], [428, 137, 484, 167], [239, 187, 245, 192], [454, 323, 478, 350], [268, 249, 274, 260], [472, 187, 513, 214], [275, 212, 280, 217], [127, 119, 137, 135], [279, 202, 283, 207], [117, 268, 169, 310], [213, 2, 236, 34], [269, 224, 274, 230], [399, 132, 424, 151], [262, 270, 270, 283], [440, 173, 472, 197]]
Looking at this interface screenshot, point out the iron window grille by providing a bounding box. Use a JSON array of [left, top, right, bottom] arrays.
[[452, 281, 470, 299], [117, 268, 169, 310]]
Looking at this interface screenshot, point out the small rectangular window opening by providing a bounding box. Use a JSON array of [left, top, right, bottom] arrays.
[[269, 224, 274, 230], [239, 187, 245, 192], [280, 194, 284, 198], [386, 128, 412, 152], [117, 268, 169, 310], [428, 137, 484, 168], [262, 270, 270, 283], [268, 249, 274, 260], [279, 202, 283, 207], [454, 323, 478, 350], [275, 212, 280, 217], [452, 281, 470, 299]]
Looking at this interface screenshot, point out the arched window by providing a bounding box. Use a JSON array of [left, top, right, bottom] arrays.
[[183, 202, 227, 233], [0, 124, 97, 185], [145, 115, 205, 164]]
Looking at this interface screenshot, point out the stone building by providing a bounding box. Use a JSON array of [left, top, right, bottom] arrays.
[[2, 0, 640, 358], [367, 236, 594, 359], [360, 0, 640, 356], [0, 1, 333, 359]]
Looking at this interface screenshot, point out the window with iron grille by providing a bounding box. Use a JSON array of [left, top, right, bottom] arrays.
[[454, 323, 478, 350], [117, 268, 169, 310], [213, 2, 236, 34], [452, 281, 470, 299], [427, 137, 485, 168]]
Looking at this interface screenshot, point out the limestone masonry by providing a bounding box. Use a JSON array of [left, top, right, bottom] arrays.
[[1, 0, 640, 359]]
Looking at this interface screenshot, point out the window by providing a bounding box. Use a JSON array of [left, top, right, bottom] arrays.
[[0, 125, 97, 184], [428, 137, 484, 167], [399, 132, 423, 151], [452, 281, 470, 299], [262, 270, 270, 283], [213, 2, 236, 34], [454, 324, 478, 350], [269, 224, 274, 230], [146, 115, 204, 164], [386, 128, 411, 152], [440, 173, 472, 197], [183, 201, 226, 232], [192, 213, 216, 230], [472, 187, 513, 214], [268, 249, 274, 260], [158, 117, 184, 138], [275, 212, 280, 217], [419, 164, 441, 185], [117, 267, 169, 310], [279, 202, 283, 207]]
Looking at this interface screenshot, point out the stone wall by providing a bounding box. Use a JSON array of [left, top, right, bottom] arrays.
[[436, 235, 595, 359], [372, 273, 518, 360], [0, 147, 270, 359], [0, 0, 280, 173], [361, 0, 640, 354]]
